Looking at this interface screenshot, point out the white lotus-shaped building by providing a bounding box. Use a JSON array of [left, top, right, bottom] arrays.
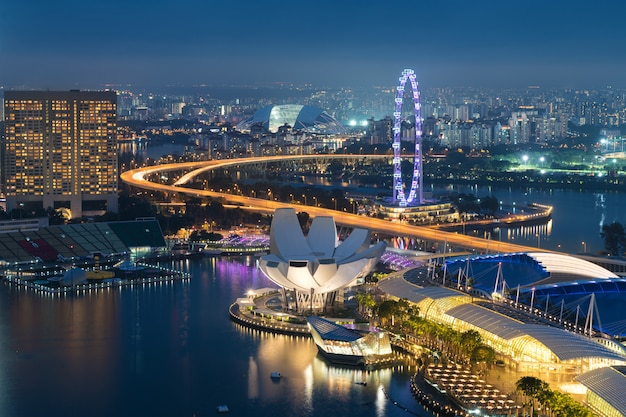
[[258, 208, 386, 313]]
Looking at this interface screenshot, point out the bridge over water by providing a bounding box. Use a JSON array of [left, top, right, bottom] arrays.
[[121, 155, 549, 255]]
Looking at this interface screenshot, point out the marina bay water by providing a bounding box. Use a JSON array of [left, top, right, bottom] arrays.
[[0, 256, 431, 417], [438, 184, 626, 254]]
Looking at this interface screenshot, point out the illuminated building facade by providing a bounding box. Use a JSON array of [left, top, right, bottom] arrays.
[[4, 91, 118, 218], [376, 200, 458, 224], [258, 208, 386, 313], [235, 104, 347, 135], [307, 316, 392, 365], [379, 273, 626, 376], [576, 366, 626, 417]]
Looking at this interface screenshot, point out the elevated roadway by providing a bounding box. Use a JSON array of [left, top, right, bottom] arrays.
[[120, 155, 550, 254]]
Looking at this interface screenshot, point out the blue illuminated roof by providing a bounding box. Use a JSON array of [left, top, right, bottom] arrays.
[[307, 316, 361, 342]]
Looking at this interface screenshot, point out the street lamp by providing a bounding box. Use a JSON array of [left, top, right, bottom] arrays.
[[313, 196, 317, 207], [302, 194, 307, 206], [289, 193, 294, 203], [522, 155, 529, 167], [539, 156, 545, 167], [582, 241, 586, 253], [331, 198, 337, 210]]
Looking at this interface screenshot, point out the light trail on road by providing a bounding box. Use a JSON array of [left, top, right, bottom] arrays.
[[121, 155, 550, 254]]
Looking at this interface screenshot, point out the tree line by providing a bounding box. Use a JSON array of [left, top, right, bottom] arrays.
[[355, 293, 495, 365], [516, 376, 592, 417]]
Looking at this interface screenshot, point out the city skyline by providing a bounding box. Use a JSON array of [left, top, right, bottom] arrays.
[[2, 0, 626, 91]]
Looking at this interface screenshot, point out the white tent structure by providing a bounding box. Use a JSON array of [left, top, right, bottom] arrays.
[[258, 208, 386, 313]]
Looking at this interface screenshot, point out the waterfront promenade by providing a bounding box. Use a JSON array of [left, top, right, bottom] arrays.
[[228, 274, 524, 417], [229, 297, 310, 337]]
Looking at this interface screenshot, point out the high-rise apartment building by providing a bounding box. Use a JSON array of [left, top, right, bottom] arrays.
[[3, 90, 118, 218]]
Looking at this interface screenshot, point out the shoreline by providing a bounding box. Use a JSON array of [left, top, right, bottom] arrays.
[[228, 293, 514, 417]]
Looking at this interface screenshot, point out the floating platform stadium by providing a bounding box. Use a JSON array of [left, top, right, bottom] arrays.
[[0, 218, 189, 292], [0, 218, 166, 266], [306, 316, 393, 366]]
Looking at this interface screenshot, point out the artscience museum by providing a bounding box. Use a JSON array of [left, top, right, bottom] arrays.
[[258, 208, 386, 313]]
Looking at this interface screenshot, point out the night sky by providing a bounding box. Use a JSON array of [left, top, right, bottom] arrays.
[[1, 0, 626, 90]]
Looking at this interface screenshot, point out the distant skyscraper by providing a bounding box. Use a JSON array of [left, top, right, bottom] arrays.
[[3, 90, 118, 218]]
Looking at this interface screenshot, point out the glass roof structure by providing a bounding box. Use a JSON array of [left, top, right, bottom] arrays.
[[307, 315, 393, 359], [379, 274, 626, 372], [306, 316, 362, 342], [447, 303, 625, 362], [442, 252, 626, 337], [236, 104, 348, 134], [575, 366, 626, 416]]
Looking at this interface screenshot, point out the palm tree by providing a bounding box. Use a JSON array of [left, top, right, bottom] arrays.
[[460, 330, 482, 361], [355, 292, 376, 317], [471, 345, 495, 364], [537, 387, 556, 416], [516, 376, 549, 416], [376, 300, 399, 327]]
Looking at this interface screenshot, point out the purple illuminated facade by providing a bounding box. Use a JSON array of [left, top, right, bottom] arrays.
[[392, 69, 423, 207]]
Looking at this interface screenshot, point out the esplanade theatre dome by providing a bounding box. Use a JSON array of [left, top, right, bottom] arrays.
[[236, 104, 347, 134]]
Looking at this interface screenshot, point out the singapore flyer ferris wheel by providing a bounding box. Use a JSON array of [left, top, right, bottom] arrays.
[[392, 69, 423, 207]]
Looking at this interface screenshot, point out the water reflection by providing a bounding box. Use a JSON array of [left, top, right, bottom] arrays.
[[505, 219, 553, 247], [237, 321, 414, 417], [596, 193, 607, 233], [0, 256, 431, 417]]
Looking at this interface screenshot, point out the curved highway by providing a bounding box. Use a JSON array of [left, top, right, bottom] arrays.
[[120, 155, 549, 254]]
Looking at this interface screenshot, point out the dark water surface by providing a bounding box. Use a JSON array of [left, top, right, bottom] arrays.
[[0, 257, 432, 417], [439, 184, 626, 254]]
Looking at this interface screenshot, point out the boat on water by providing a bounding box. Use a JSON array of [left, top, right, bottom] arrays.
[[270, 371, 282, 379], [306, 316, 393, 366], [216, 404, 229, 413], [170, 242, 192, 257], [202, 248, 223, 256]]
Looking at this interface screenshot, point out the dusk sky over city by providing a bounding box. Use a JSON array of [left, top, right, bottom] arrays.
[[2, 0, 626, 90], [8, 1, 626, 416]]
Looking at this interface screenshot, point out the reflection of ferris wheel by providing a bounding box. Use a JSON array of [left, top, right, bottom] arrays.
[[392, 69, 423, 207]]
